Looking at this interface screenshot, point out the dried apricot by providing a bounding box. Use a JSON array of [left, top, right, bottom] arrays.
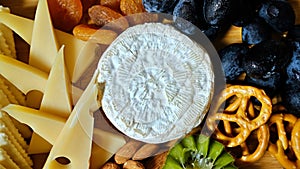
[[72, 24, 98, 41], [47, 0, 83, 32], [88, 5, 123, 26], [88, 5, 129, 32], [120, 0, 145, 15], [100, 0, 121, 12]]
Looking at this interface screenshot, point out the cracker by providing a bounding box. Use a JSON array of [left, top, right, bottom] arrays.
[[0, 6, 16, 58], [0, 30, 13, 58], [0, 76, 18, 105], [0, 112, 29, 150], [0, 133, 32, 169], [0, 148, 19, 169]]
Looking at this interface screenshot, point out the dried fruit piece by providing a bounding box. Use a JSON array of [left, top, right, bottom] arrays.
[[47, 0, 83, 32], [88, 5, 123, 26], [88, 5, 129, 32], [73, 24, 117, 44], [100, 0, 121, 11], [120, 0, 145, 15], [72, 24, 98, 41]]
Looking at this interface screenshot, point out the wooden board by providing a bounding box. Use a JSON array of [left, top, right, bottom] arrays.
[[0, 0, 299, 168]]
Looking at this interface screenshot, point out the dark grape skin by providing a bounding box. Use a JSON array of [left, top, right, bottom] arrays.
[[242, 17, 272, 45], [258, 0, 296, 33], [142, 0, 179, 14], [218, 43, 249, 82], [203, 0, 234, 26], [172, 0, 200, 35], [287, 25, 300, 41], [282, 83, 300, 117], [242, 40, 292, 79], [244, 72, 282, 97], [285, 41, 300, 83], [231, 0, 258, 27]]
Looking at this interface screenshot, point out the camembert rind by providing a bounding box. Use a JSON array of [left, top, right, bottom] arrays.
[[97, 23, 214, 144]]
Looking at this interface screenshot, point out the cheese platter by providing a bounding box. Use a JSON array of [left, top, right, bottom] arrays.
[[0, 0, 299, 168]]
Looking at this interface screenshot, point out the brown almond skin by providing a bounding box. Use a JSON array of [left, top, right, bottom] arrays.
[[144, 151, 168, 169], [123, 160, 145, 169], [132, 144, 160, 160], [114, 140, 144, 164]]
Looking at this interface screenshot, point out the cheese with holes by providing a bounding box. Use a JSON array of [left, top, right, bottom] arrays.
[[97, 23, 214, 143]]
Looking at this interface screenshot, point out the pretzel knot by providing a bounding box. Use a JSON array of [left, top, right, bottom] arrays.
[[268, 113, 300, 169], [236, 124, 269, 164], [206, 85, 272, 147]]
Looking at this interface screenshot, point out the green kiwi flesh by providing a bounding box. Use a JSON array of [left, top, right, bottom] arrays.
[[163, 135, 237, 169]]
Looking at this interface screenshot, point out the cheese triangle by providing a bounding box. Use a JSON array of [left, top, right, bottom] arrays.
[[2, 104, 65, 146], [29, 0, 58, 73], [0, 54, 48, 94], [43, 73, 99, 169], [40, 46, 72, 118]]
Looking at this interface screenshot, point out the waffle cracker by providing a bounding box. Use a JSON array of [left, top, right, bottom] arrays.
[[0, 148, 19, 169], [0, 133, 32, 169], [0, 6, 16, 58]]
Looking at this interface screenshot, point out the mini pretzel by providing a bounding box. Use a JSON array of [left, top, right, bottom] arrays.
[[268, 113, 300, 169], [292, 119, 300, 160], [206, 85, 272, 147], [238, 124, 270, 163]]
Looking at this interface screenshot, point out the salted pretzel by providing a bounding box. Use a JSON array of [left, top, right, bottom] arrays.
[[206, 85, 272, 147], [268, 112, 300, 169], [236, 124, 270, 164]]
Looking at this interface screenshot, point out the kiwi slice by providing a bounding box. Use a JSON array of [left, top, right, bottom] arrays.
[[162, 135, 237, 169]]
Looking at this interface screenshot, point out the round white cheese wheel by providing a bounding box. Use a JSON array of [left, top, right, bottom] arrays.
[[97, 23, 214, 143]]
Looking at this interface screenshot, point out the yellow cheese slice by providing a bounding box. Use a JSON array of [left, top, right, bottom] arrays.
[[29, 0, 58, 73], [0, 12, 33, 44], [2, 104, 66, 146], [43, 73, 98, 169], [28, 46, 72, 154], [0, 54, 47, 94], [0, 12, 86, 82], [27, 133, 52, 155], [40, 46, 72, 118]]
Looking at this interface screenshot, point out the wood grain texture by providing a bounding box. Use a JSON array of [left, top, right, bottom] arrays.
[[1, 0, 299, 168]]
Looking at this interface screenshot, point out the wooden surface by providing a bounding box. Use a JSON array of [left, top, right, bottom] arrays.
[[1, 0, 299, 168]]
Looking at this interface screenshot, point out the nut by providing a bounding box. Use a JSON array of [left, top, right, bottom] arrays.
[[123, 160, 145, 169], [100, 162, 120, 169], [114, 140, 144, 164]]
